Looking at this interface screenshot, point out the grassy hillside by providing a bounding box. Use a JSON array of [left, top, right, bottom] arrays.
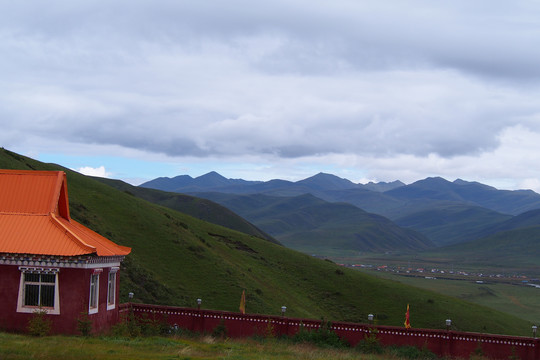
[[96, 177, 278, 244], [192, 192, 433, 253], [477, 209, 540, 237], [0, 148, 534, 335], [425, 226, 540, 271], [393, 203, 512, 246]]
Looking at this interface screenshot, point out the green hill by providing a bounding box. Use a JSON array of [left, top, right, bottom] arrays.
[[479, 209, 540, 237], [191, 192, 433, 253], [393, 203, 512, 246], [96, 177, 279, 244], [0, 148, 533, 336], [426, 225, 540, 270]]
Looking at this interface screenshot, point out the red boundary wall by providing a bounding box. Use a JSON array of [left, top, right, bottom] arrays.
[[120, 303, 539, 360]]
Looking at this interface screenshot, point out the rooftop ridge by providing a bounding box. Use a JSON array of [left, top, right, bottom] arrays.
[[50, 171, 65, 215], [50, 212, 97, 254]]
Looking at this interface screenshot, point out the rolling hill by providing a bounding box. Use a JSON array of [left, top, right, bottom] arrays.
[[191, 192, 433, 253], [95, 177, 279, 244], [422, 208, 540, 270], [0, 147, 533, 335], [426, 225, 540, 271], [392, 203, 512, 246]]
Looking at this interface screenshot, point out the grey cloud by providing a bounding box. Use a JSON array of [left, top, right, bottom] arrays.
[[2, 0, 540, 166]]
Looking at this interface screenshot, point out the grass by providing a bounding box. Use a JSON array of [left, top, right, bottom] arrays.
[[357, 269, 540, 326], [0, 332, 389, 360]]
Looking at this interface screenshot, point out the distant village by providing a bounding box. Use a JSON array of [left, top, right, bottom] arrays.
[[332, 261, 540, 287]]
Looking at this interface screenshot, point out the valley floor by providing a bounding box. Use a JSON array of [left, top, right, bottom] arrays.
[[351, 266, 540, 327]]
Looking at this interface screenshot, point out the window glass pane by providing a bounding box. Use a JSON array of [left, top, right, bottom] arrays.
[[25, 273, 40, 282], [108, 273, 115, 305], [41, 274, 56, 283], [40, 285, 55, 307], [90, 274, 98, 308], [24, 284, 40, 306]]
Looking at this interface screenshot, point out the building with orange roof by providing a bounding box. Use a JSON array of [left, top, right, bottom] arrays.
[[0, 169, 131, 334]]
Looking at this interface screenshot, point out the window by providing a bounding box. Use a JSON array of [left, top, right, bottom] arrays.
[[24, 273, 55, 307], [107, 268, 118, 310], [88, 270, 101, 314], [17, 267, 60, 315]]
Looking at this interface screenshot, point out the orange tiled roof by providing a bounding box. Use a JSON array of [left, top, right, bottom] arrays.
[[0, 169, 131, 257]]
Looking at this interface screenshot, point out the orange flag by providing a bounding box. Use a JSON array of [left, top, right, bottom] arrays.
[[404, 304, 411, 329], [239, 290, 246, 314]]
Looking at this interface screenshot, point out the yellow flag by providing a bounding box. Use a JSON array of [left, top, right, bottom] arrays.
[[239, 290, 246, 314], [404, 304, 411, 329]]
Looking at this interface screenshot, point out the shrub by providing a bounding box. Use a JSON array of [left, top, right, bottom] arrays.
[[212, 319, 228, 339], [27, 309, 52, 337], [111, 313, 141, 338], [77, 312, 92, 336], [291, 321, 348, 349], [264, 320, 275, 338], [137, 313, 170, 336], [356, 329, 383, 354]]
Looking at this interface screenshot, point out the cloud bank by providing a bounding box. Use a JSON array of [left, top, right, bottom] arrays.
[[2, 1, 540, 188]]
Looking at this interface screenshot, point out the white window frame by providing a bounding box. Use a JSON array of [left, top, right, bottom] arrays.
[[107, 267, 119, 310], [88, 269, 102, 314], [16, 267, 60, 315]]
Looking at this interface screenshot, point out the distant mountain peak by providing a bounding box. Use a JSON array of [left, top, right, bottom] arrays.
[[297, 172, 357, 190], [364, 180, 405, 192], [193, 171, 230, 187], [423, 176, 450, 182], [197, 171, 226, 178]]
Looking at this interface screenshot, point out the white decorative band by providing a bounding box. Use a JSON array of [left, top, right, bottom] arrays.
[[19, 266, 60, 273]]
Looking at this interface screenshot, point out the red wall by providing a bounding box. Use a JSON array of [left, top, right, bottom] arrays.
[[123, 303, 540, 360], [0, 265, 21, 331], [0, 264, 121, 335]]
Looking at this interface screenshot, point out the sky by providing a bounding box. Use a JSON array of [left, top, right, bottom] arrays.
[[2, 1, 540, 191]]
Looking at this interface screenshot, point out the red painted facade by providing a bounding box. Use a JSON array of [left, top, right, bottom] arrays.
[[0, 261, 122, 334]]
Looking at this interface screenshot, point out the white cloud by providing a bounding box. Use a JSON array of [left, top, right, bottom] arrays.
[[76, 166, 111, 178]]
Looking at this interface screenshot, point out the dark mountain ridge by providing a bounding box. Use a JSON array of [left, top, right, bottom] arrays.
[[142, 173, 540, 216], [386, 177, 540, 216], [194, 191, 433, 253], [141, 172, 540, 248], [140, 171, 404, 195]]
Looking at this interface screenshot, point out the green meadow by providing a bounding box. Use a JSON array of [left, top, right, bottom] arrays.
[[0, 332, 383, 360], [359, 269, 540, 328]]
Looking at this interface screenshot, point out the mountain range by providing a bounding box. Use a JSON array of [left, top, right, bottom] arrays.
[[141, 172, 540, 259]]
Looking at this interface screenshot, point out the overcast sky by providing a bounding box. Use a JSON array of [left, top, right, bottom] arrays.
[[2, 1, 540, 190]]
